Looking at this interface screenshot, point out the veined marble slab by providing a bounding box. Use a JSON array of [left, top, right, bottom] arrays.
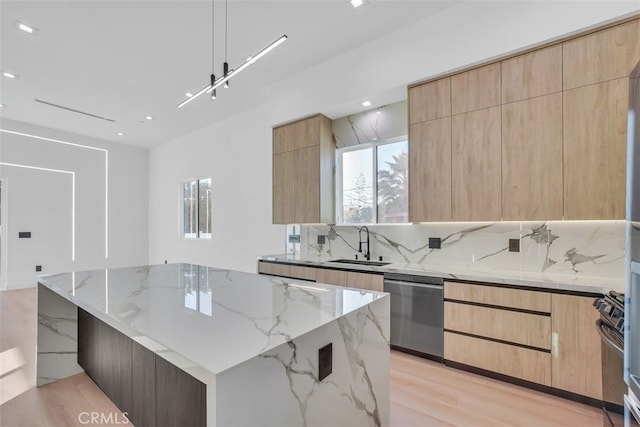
[[37, 263, 390, 426]]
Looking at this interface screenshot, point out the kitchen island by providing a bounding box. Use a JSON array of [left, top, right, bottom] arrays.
[[36, 263, 390, 426]]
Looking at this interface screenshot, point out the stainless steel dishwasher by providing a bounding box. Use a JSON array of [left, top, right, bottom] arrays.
[[383, 272, 444, 360]]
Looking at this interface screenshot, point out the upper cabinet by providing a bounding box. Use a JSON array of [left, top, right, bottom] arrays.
[[272, 114, 335, 224], [407, 17, 640, 222], [408, 78, 452, 222], [451, 63, 501, 114], [563, 19, 640, 90], [501, 45, 562, 103]]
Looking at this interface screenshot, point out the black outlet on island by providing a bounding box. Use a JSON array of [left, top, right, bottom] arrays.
[[35, 265, 42, 272], [428, 237, 442, 249], [318, 343, 332, 381], [317, 235, 326, 245], [509, 239, 521, 253]]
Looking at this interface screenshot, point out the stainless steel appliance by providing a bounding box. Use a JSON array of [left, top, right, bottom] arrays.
[[594, 291, 627, 426], [626, 59, 640, 427], [383, 272, 443, 359]]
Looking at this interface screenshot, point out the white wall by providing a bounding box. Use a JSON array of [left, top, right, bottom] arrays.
[[0, 118, 148, 289], [148, 1, 640, 274]]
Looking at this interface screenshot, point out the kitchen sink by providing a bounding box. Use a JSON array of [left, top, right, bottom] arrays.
[[328, 259, 391, 267]]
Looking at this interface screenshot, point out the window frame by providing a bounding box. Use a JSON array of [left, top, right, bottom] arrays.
[[181, 177, 212, 240], [335, 136, 408, 225]]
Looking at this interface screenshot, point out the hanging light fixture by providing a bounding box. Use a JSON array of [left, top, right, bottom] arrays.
[[177, 0, 287, 108]]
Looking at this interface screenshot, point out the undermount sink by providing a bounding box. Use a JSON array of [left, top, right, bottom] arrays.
[[328, 259, 391, 267]]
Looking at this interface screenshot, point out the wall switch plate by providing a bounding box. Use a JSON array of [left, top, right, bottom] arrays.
[[288, 234, 301, 243], [509, 239, 520, 253], [318, 343, 332, 381], [317, 235, 326, 245], [35, 265, 42, 272], [428, 237, 441, 249], [19, 231, 31, 238]]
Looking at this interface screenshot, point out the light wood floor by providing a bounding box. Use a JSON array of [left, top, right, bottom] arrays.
[[1, 288, 605, 426]]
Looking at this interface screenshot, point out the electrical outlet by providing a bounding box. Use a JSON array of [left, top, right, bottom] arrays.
[[317, 235, 326, 245], [428, 237, 441, 249], [19, 232, 31, 238], [288, 234, 301, 243], [35, 265, 42, 272], [318, 343, 332, 381], [509, 239, 520, 253]]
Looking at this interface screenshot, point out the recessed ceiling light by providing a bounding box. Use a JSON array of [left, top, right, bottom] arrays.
[[117, 132, 125, 136], [0, 104, 6, 108], [347, 0, 368, 8], [15, 20, 38, 34], [2, 71, 18, 79], [361, 100, 372, 107], [145, 115, 154, 120], [185, 92, 193, 98]]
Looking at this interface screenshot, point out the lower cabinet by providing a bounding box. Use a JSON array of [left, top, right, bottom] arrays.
[[78, 308, 206, 427], [257, 261, 384, 291], [444, 281, 603, 400]]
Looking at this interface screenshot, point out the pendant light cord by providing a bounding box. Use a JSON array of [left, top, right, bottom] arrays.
[[211, 0, 216, 74], [225, 0, 228, 62]]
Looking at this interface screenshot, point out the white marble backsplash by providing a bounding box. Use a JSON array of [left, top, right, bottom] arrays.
[[300, 221, 625, 280]]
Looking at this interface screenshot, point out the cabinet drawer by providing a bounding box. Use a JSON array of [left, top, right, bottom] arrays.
[[258, 262, 291, 278], [445, 332, 551, 386], [444, 281, 551, 313], [290, 265, 317, 281], [444, 302, 551, 349]]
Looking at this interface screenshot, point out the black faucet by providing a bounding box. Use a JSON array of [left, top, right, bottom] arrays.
[[358, 226, 371, 261]]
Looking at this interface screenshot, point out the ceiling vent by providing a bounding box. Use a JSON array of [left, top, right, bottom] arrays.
[[34, 99, 115, 122]]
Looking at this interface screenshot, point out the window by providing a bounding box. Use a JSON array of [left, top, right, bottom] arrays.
[[337, 140, 408, 224], [183, 178, 212, 238]]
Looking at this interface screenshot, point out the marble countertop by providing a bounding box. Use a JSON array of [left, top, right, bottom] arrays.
[[38, 263, 388, 375], [259, 254, 621, 294]]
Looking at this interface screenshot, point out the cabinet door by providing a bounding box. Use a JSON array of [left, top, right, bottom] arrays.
[[444, 332, 551, 385], [501, 45, 562, 103], [273, 151, 296, 224], [563, 19, 640, 90], [551, 294, 603, 399], [409, 117, 452, 222], [345, 272, 384, 291], [316, 268, 347, 286], [502, 93, 563, 220], [563, 78, 627, 219], [451, 63, 501, 114], [451, 106, 501, 221], [294, 145, 320, 223], [294, 116, 320, 150], [409, 78, 451, 124], [273, 124, 295, 154]]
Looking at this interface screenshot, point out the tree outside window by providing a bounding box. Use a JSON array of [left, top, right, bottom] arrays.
[[183, 178, 212, 238]]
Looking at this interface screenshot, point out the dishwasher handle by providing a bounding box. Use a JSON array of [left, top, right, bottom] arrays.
[[383, 279, 443, 290]]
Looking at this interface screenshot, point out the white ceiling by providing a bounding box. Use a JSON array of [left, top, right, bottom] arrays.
[[0, 0, 458, 148]]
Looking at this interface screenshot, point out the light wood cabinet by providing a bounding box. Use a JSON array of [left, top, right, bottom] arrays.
[[408, 117, 451, 222], [444, 302, 551, 349], [551, 294, 603, 400], [501, 44, 562, 103], [444, 281, 551, 312], [451, 106, 501, 221], [272, 114, 334, 224], [502, 93, 563, 220], [444, 280, 604, 399], [444, 332, 552, 386], [563, 78, 628, 219], [258, 262, 383, 292], [451, 63, 501, 114], [563, 19, 640, 90], [409, 78, 451, 124]]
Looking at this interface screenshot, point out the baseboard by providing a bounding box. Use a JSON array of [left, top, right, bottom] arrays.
[[1, 281, 37, 290]]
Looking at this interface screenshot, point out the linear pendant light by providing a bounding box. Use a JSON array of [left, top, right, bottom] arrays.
[[177, 0, 287, 108]]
